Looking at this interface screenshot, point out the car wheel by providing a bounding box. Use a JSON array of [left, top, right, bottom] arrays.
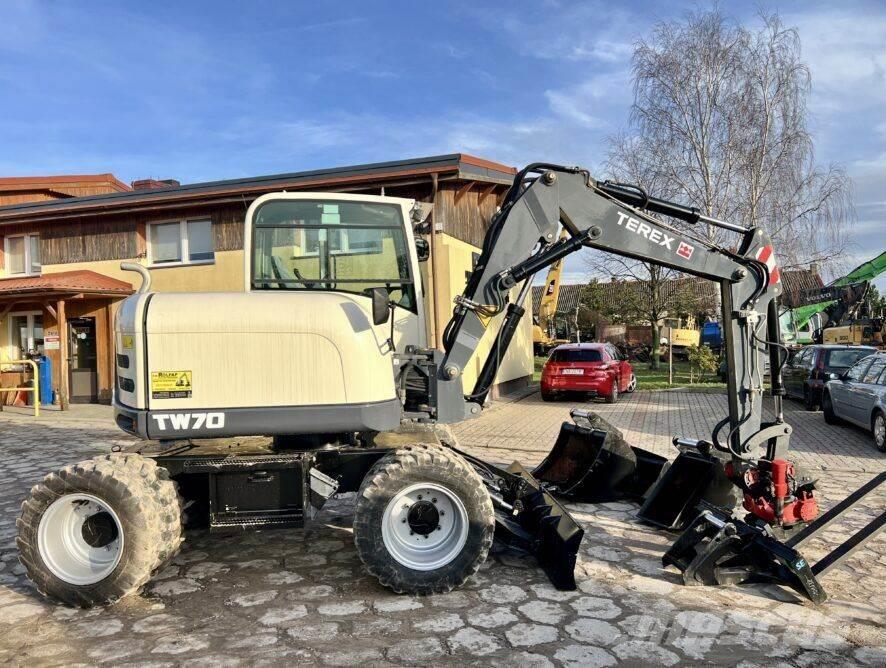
[[625, 373, 637, 394], [606, 379, 619, 404], [873, 412, 886, 453], [822, 392, 842, 425], [803, 387, 820, 412], [541, 390, 555, 402]]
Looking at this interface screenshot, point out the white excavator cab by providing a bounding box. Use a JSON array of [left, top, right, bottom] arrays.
[[114, 193, 427, 440]]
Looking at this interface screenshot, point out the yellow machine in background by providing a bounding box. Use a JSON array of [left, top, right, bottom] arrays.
[[533, 228, 570, 354], [823, 318, 885, 347]]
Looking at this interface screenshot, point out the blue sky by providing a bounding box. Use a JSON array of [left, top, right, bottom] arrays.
[[1, 0, 884, 289]]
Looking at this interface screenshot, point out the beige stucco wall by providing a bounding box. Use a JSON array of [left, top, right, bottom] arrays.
[[41, 250, 245, 293], [430, 233, 533, 390]]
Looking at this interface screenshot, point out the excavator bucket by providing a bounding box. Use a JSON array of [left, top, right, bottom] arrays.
[[637, 448, 737, 530], [454, 449, 585, 590], [531, 409, 667, 502], [530, 410, 736, 532]]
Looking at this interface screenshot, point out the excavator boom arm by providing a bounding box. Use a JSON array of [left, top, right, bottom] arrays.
[[433, 164, 785, 462]]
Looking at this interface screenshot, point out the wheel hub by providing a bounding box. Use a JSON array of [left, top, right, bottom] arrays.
[[407, 500, 440, 536], [81, 511, 119, 548], [37, 494, 124, 585], [381, 483, 469, 571]]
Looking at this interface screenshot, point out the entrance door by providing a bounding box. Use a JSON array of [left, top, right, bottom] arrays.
[[68, 317, 98, 403]]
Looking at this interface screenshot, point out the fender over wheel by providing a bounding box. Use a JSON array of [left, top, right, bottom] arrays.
[[353, 444, 494, 594]]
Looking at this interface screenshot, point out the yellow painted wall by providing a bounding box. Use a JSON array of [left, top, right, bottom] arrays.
[[431, 233, 533, 389], [4, 238, 533, 390], [41, 250, 245, 293]]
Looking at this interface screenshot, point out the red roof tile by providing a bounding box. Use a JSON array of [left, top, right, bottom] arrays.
[[0, 270, 133, 296]]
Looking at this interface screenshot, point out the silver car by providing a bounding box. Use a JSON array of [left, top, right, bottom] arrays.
[[823, 350, 886, 452]]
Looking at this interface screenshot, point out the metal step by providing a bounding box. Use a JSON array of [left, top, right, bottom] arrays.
[[210, 510, 303, 531]]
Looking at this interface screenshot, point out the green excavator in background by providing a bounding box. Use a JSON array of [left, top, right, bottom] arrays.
[[781, 251, 886, 345]]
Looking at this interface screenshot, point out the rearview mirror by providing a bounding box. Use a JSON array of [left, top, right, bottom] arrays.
[[370, 287, 390, 326], [415, 237, 430, 262]]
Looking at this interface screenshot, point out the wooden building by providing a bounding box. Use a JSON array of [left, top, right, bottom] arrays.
[[0, 155, 532, 407]]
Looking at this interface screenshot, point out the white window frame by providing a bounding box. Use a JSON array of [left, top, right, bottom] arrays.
[[6, 310, 43, 360], [146, 219, 215, 268], [294, 227, 383, 258], [3, 233, 41, 278]]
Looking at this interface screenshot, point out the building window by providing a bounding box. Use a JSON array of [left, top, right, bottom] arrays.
[[147, 219, 214, 266], [4, 234, 41, 276], [8, 312, 44, 359]]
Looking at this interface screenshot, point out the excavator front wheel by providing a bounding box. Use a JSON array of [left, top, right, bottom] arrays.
[[353, 444, 494, 595]]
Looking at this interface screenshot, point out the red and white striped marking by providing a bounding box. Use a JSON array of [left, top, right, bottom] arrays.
[[755, 245, 780, 285]]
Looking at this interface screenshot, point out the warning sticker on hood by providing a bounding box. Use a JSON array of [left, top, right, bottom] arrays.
[[151, 371, 192, 399]]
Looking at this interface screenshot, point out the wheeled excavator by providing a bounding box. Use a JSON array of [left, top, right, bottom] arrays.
[[18, 164, 884, 607]]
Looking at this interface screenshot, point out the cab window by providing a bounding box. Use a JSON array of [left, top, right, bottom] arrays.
[[251, 199, 415, 311]]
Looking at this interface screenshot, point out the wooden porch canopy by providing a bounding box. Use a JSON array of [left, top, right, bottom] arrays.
[[0, 270, 132, 409]]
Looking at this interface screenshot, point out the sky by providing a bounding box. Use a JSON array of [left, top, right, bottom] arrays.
[[1, 0, 884, 290]]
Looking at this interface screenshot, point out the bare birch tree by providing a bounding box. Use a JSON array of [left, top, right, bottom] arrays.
[[612, 8, 853, 266], [585, 7, 854, 368]]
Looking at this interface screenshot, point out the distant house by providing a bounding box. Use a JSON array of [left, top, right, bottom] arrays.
[[532, 269, 824, 339], [0, 155, 532, 407]]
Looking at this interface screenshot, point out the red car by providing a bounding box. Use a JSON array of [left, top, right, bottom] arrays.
[[541, 343, 636, 402]]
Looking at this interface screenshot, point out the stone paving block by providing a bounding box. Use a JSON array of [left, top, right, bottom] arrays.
[[0, 394, 883, 665]]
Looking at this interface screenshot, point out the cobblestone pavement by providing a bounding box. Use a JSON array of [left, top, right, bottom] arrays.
[[0, 393, 883, 666]]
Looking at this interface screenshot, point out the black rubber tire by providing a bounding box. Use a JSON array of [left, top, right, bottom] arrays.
[[541, 390, 555, 402], [16, 454, 182, 607], [822, 392, 841, 425], [353, 443, 494, 595], [803, 387, 820, 412], [606, 379, 619, 404], [96, 453, 185, 568], [873, 412, 886, 453]]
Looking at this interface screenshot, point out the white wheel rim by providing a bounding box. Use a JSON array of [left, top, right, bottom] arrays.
[[876, 416, 885, 447], [37, 494, 124, 585], [628, 374, 637, 392], [381, 482, 469, 571]]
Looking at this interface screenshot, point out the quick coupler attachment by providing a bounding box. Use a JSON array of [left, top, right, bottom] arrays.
[[663, 504, 827, 603], [455, 449, 585, 590]]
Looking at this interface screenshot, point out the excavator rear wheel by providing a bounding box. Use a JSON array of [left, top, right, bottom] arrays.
[[353, 443, 494, 595], [16, 454, 182, 607]]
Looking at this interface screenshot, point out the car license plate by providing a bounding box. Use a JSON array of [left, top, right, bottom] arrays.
[[561, 368, 584, 375]]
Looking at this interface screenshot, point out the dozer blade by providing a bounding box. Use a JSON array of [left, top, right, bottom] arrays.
[[663, 505, 827, 603], [454, 449, 585, 590], [531, 417, 668, 502]]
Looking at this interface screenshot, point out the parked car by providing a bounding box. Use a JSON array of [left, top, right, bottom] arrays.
[[783, 344, 877, 410], [822, 350, 886, 452], [540, 342, 636, 402]]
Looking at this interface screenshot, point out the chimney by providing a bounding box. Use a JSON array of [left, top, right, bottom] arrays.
[[131, 178, 180, 190], [809, 262, 819, 275]]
